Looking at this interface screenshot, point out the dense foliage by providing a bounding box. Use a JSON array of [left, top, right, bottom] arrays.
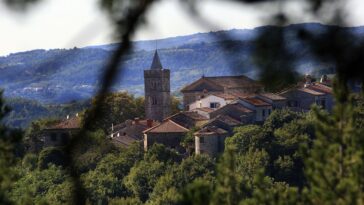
[[1, 83, 364, 204], [4, 97, 90, 128]]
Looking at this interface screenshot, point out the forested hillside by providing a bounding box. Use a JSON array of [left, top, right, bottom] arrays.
[[0, 23, 351, 104], [3, 98, 91, 128]]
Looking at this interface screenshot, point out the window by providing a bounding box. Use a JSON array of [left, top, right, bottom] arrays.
[[262, 109, 266, 117], [51, 133, 57, 142], [151, 97, 157, 105], [200, 137, 205, 143], [321, 99, 326, 109], [210, 102, 220, 109], [268, 109, 271, 115], [151, 81, 157, 90]]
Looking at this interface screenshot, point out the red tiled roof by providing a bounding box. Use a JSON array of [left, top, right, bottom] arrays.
[[258, 93, 286, 101], [207, 114, 241, 127], [47, 117, 81, 130], [241, 97, 271, 107], [195, 126, 228, 136], [182, 111, 209, 121], [143, 120, 189, 133], [206, 75, 262, 89], [306, 83, 332, 94], [112, 135, 138, 147], [231, 102, 254, 112], [181, 75, 262, 92], [298, 88, 325, 96], [229, 91, 254, 99], [214, 93, 238, 100]]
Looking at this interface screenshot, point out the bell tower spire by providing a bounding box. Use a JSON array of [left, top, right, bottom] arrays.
[[150, 50, 163, 70]]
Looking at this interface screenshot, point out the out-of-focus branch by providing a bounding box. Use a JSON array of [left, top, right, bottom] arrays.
[[63, 0, 157, 204]]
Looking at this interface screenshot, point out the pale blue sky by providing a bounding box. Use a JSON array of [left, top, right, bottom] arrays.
[[1, 0, 364, 56]]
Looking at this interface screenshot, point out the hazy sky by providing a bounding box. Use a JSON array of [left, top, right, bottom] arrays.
[[1, 0, 364, 56]]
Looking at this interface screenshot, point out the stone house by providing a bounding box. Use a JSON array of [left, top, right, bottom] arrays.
[[143, 111, 209, 152], [256, 93, 287, 109], [195, 126, 229, 157], [238, 97, 273, 122], [181, 75, 262, 110], [43, 116, 81, 148], [202, 114, 242, 135], [143, 119, 189, 153], [280, 84, 333, 112], [110, 118, 159, 147], [209, 101, 255, 124], [305, 83, 334, 111]]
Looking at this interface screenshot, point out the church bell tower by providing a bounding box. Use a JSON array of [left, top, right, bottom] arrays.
[[144, 50, 171, 122]]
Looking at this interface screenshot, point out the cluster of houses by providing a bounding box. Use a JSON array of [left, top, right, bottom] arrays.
[[40, 50, 333, 157]]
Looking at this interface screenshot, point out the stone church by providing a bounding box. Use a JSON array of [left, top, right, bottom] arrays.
[[144, 50, 171, 122]]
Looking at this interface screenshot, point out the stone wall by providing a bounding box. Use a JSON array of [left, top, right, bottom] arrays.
[[144, 132, 186, 153], [144, 69, 171, 121], [195, 134, 228, 157]]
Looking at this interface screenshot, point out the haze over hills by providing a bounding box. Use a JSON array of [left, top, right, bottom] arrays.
[[0, 23, 361, 105]]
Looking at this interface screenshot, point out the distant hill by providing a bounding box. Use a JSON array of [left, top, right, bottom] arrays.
[[1, 23, 362, 104]]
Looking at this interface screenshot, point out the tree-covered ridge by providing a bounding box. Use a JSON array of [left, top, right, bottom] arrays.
[[3, 97, 91, 128], [0, 23, 350, 104]]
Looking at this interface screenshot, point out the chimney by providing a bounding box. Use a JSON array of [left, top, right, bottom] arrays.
[[134, 117, 140, 125], [147, 119, 153, 128]]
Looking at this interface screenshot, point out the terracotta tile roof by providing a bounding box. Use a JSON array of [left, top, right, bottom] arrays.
[[165, 111, 208, 129], [143, 120, 189, 133], [241, 97, 271, 107], [229, 102, 254, 112], [208, 115, 241, 127], [206, 75, 262, 89], [298, 88, 325, 96], [214, 93, 238, 100], [306, 83, 332, 94], [181, 77, 224, 92], [47, 117, 81, 130], [181, 75, 262, 92], [182, 111, 209, 121], [112, 135, 138, 147], [258, 93, 286, 101], [195, 126, 228, 136], [229, 91, 255, 99]]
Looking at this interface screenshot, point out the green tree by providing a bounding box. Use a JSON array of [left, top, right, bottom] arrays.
[[38, 147, 66, 170], [124, 160, 166, 202], [82, 143, 143, 203], [303, 81, 364, 205], [84, 92, 145, 131], [0, 91, 24, 204], [9, 165, 72, 204], [148, 154, 215, 204]]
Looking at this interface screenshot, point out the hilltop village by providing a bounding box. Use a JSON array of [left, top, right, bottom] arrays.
[[41, 50, 334, 157]]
